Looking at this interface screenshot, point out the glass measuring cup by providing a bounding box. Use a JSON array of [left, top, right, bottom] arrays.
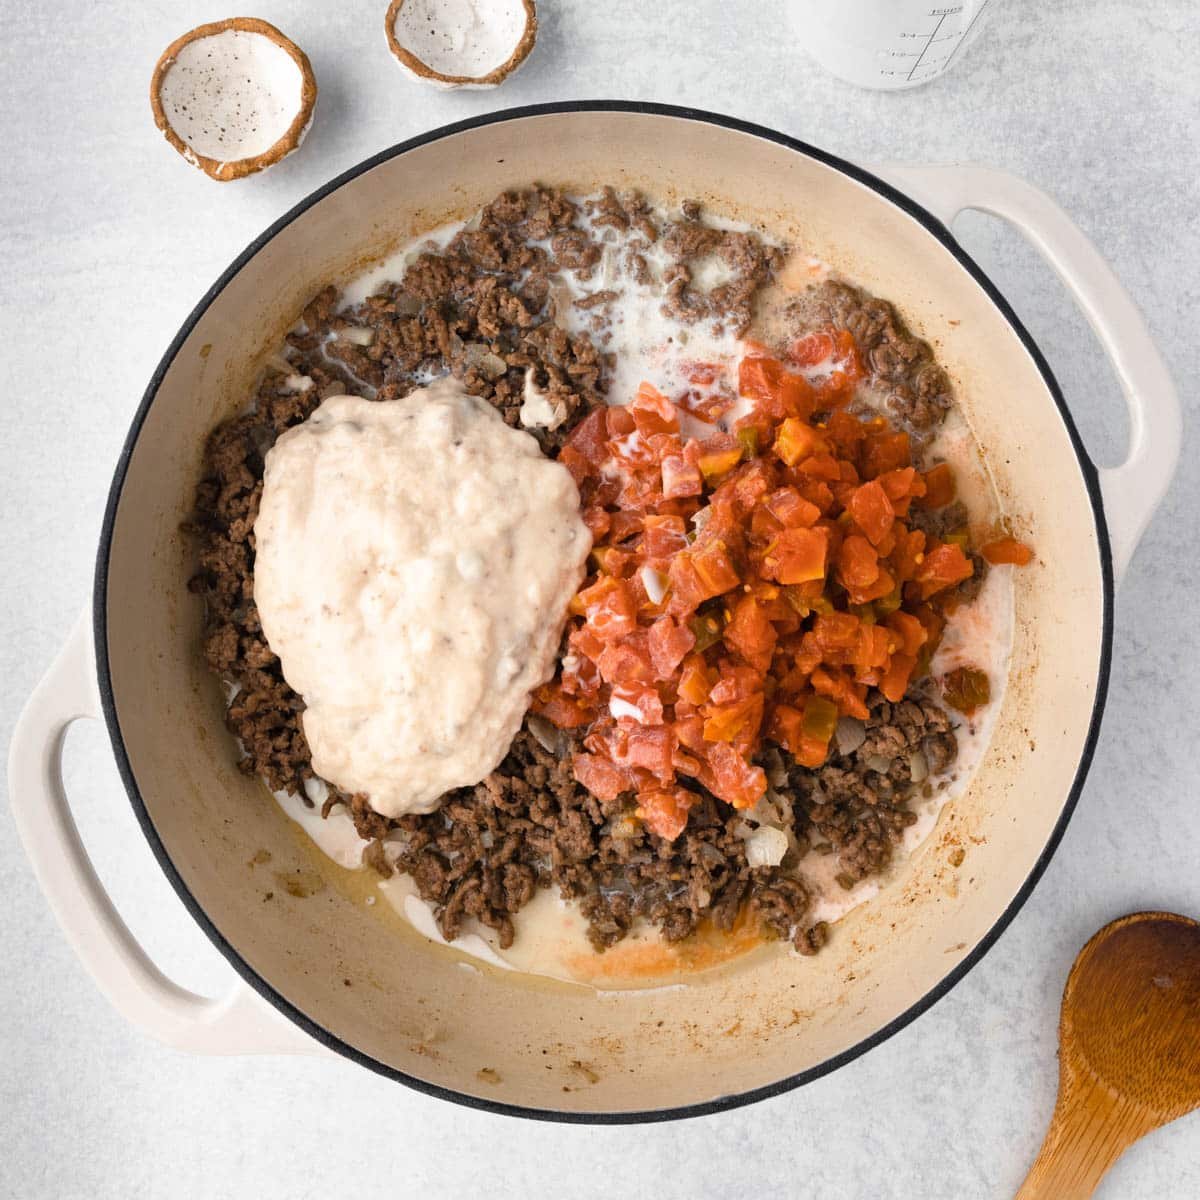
[[794, 0, 1000, 90]]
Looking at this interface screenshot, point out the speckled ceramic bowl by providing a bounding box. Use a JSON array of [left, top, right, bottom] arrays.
[[10, 103, 1179, 1121]]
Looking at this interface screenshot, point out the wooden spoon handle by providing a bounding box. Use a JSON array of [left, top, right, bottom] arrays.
[[1016, 1072, 1155, 1200]]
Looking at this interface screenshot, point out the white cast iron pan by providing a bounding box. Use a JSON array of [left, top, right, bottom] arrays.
[[8, 104, 1181, 1121]]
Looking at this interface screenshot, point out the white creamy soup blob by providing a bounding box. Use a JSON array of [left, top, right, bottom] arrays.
[[254, 376, 591, 817]]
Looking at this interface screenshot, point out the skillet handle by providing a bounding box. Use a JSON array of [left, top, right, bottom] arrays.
[[7, 610, 326, 1057], [872, 163, 1181, 584]]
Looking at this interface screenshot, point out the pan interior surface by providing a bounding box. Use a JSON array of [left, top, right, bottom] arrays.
[[99, 107, 1107, 1117]]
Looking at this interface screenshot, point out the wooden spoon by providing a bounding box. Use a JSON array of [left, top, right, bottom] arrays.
[[1016, 911, 1200, 1199]]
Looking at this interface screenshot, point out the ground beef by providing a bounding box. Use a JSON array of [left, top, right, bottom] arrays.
[[787, 691, 956, 886], [187, 184, 963, 960], [659, 200, 787, 336], [808, 279, 954, 429], [372, 728, 818, 952], [585, 186, 659, 243]]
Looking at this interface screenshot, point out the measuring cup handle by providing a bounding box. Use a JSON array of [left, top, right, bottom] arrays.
[[872, 164, 1181, 584]]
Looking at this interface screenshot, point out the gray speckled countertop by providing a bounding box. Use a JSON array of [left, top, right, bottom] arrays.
[[2, 2, 1197, 1197]]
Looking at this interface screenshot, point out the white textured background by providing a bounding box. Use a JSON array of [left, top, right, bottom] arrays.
[[2, 2, 1197, 1197]]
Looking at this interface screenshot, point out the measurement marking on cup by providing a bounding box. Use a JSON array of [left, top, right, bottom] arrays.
[[943, 0, 992, 72], [906, 11, 950, 81]]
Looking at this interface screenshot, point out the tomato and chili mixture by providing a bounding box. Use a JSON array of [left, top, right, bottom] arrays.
[[534, 331, 1030, 841]]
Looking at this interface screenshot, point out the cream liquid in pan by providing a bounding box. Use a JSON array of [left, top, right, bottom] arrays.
[[263, 199, 1016, 991]]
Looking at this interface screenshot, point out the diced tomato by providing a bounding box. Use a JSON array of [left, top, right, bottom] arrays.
[[763, 487, 820, 529], [642, 513, 689, 559], [774, 418, 826, 467], [739, 356, 816, 421], [703, 742, 767, 809], [918, 462, 957, 509], [769, 703, 805, 754], [788, 329, 835, 367], [661, 454, 704, 499], [597, 639, 654, 687], [793, 477, 833, 513], [566, 408, 610, 463], [875, 526, 898, 558], [592, 545, 636, 578], [572, 752, 630, 801], [691, 542, 741, 595], [635, 786, 699, 841], [569, 625, 606, 663], [886, 610, 928, 658], [861, 431, 911, 478], [617, 725, 677, 781], [697, 446, 744, 483], [877, 467, 926, 517], [738, 356, 780, 405], [673, 713, 708, 755], [676, 388, 735, 424], [648, 614, 697, 678], [796, 453, 843, 481], [848, 564, 897, 605], [847, 479, 895, 546], [708, 665, 763, 705], [702, 695, 764, 746], [533, 685, 598, 729], [833, 330, 863, 376], [811, 666, 870, 720], [558, 445, 592, 486], [666, 556, 712, 616], [915, 542, 974, 599], [722, 595, 777, 673], [982, 536, 1034, 566], [889, 526, 927, 582], [853, 624, 894, 676], [825, 410, 868, 457], [608, 510, 644, 543], [806, 612, 858, 655], [544, 345, 996, 813], [839, 535, 881, 591], [606, 405, 636, 437], [763, 526, 828, 585], [630, 382, 679, 435], [677, 655, 714, 707], [880, 653, 918, 703], [913, 604, 946, 661], [726, 459, 774, 513], [581, 505, 611, 541], [576, 576, 638, 641]]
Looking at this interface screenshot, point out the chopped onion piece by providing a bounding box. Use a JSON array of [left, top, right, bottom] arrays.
[[641, 566, 668, 606], [835, 717, 867, 756], [744, 825, 789, 869], [909, 748, 929, 783], [609, 696, 644, 722], [527, 714, 564, 756]]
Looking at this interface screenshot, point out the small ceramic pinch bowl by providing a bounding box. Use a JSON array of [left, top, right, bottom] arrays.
[[385, 0, 537, 89], [150, 17, 317, 182]]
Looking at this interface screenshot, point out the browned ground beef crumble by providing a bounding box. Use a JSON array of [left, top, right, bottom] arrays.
[[188, 185, 966, 957]]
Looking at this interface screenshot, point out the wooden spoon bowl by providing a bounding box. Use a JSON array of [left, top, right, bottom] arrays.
[[1017, 911, 1200, 1198]]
